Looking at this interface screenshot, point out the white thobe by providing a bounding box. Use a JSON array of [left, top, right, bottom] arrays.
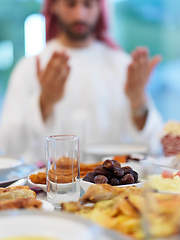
[[0, 39, 163, 163]]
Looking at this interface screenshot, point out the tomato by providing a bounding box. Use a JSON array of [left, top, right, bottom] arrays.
[[175, 170, 180, 177], [162, 170, 174, 179]]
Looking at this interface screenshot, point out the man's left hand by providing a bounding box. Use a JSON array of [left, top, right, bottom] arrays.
[[125, 47, 161, 109]]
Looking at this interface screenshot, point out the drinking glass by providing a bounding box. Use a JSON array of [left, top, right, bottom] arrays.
[[46, 135, 80, 208], [142, 162, 180, 240]]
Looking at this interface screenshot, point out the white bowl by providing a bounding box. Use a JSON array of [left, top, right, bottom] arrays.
[[28, 168, 47, 192], [80, 179, 144, 192]]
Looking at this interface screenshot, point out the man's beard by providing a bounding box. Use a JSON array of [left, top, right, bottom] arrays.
[[56, 17, 98, 41]]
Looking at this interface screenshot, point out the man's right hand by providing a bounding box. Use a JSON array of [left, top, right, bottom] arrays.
[[36, 51, 70, 121]]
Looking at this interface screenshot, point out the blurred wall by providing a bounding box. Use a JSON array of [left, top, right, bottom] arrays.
[[0, 0, 42, 113], [110, 0, 180, 121]]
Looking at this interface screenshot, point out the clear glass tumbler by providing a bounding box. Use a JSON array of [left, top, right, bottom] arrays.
[[46, 135, 80, 208]]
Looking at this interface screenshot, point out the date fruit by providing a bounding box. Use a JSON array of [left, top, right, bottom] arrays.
[[110, 178, 120, 186], [103, 159, 114, 171], [94, 175, 108, 184], [122, 166, 133, 175], [119, 173, 135, 185], [132, 171, 138, 183], [113, 167, 124, 178], [83, 172, 95, 183], [94, 165, 112, 179], [111, 160, 121, 168]]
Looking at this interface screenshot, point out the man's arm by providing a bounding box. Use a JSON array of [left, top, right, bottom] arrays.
[[36, 51, 70, 121], [131, 103, 148, 130], [125, 47, 161, 130]]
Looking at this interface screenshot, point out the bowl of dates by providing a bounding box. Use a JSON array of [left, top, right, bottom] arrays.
[[81, 159, 144, 192]]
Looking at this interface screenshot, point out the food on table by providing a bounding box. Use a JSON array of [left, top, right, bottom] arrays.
[[29, 155, 140, 185], [148, 170, 180, 193], [145, 192, 180, 238], [0, 186, 42, 210], [79, 183, 142, 204], [29, 172, 46, 184], [0, 186, 36, 201], [62, 184, 144, 239], [48, 168, 77, 184], [81, 154, 142, 176], [82, 159, 138, 186], [161, 170, 174, 179], [175, 170, 180, 177], [161, 121, 180, 156], [82, 172, 94, 183], [94, 165, 112, 179], [61, 183, 180, 239], [48, 157, 78, 183], [94, 175, 108, 184], [0, 198, 42, 210], [103, 159, 114, 170]]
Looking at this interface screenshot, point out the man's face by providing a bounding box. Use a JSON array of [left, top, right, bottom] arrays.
[[51, 0, 101, 41]]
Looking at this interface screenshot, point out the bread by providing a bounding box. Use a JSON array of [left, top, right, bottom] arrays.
[[0, 186, 36, 202], [0, 198, 42, 210]]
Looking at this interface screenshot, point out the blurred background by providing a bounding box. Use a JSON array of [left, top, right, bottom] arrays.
[[0, 0, 180, 122]]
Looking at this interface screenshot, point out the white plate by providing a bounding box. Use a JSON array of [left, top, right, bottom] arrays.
[[84, 143, 149, 158], [0, 156, 23, 174], [80, 179, 144, 192], [40, 200, 54, 212], [0, 164, 38, 188], [0, 211, 130, 240], [28, 168, 47, 192]]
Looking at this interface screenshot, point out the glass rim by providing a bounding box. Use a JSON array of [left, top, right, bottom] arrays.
[[45, 135, 79, 141]]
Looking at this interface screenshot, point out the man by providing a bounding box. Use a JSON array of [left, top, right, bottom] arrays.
[[0, 0, 163, 163]]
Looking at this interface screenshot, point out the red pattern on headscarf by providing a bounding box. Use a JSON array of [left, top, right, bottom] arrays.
[[42, 0, 119, 49]]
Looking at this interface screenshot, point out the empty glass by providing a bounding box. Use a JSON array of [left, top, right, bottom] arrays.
[[46, 135, 80, 208]]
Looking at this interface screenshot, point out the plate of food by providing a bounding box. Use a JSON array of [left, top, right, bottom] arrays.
[[81, 159, 144, 192], [0, 185, 53, 212], [28, 158, 145, 193], [101, 154, 148, 179], [28, 160, 110, 192], [61, 182, 180, 240], [28, 168, 47, 192], [148, 169, 180, 194], [28, 168, 80, 192], [0, 210, 127, 240]]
